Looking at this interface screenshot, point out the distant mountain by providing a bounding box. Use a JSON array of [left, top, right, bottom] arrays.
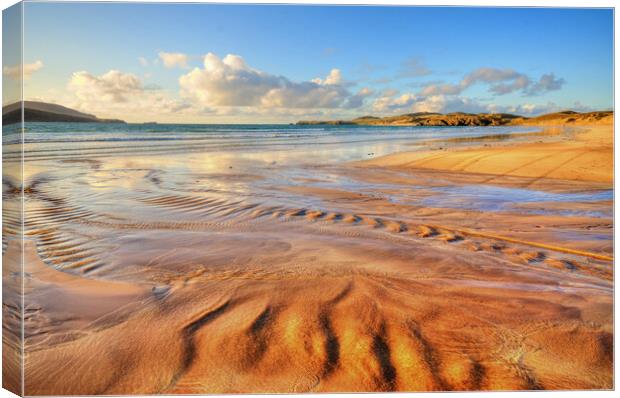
[[2, 101, 125, 125], [297, 110, 613, 127]]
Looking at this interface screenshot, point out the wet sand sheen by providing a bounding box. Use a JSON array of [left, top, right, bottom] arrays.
[[2, 123, 613, 393], [7, 230, 613, 394]]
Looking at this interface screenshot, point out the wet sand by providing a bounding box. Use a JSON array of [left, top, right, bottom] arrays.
[[2, 123, 613, 394]]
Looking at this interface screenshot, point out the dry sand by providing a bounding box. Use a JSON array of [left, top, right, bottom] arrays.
[[358, 125, 613, 184], [2, 122, 613, 394]]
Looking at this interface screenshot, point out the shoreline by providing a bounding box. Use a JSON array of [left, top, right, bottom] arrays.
[[353, 124, 613, 187]]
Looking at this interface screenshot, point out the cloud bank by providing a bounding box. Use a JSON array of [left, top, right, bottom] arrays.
[[370, 66, 567, 116], [45, 50, 572, 122], [420, 67, 565, 97], [179, 53, 370, 110], [67, 69, 190, 118]]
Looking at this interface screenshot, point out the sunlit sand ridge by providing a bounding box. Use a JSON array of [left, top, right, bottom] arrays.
[[2, 121, 613, 394]]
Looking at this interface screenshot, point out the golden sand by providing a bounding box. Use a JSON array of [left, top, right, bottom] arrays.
[[358, 126, 613, 184], [2, 123, 613, 394]]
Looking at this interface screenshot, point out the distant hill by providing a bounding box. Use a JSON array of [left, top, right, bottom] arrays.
[[2, 101, 125, 125], [298, 110, 613, 127], [508, 111, 613, 126]]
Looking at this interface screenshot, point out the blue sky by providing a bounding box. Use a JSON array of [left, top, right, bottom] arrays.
[[10, 2, 614, 122]]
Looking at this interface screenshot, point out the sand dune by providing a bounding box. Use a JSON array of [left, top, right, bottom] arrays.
[[510, 111, 614, 126]]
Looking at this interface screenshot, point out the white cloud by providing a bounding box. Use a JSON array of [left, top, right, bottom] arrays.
[[3, 60, 44, 80], [260, 82, 350, 108], [367, 66, 568, 118], [410, 95, 491, 114], [66, 69, 190, 120], [34, 53, 574, 123], [487, 101, 591, 116], [372, 92, 419, 113], [179, 53, 359, 110], [180, 53, 283, 106], [371, 92, 488, 115], [38, 55, 368, 123], [158, 52, 189, 69], [24, 61, 44, 78], [371, 88, 581, 117], [312, 69, 343, 85], [69, 70, 143, 103]]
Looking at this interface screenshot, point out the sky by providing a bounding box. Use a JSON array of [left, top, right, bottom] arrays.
[[3, 2, 614, 123]]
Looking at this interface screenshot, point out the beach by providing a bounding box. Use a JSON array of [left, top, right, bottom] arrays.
[[358, 125, 612, 184], [2, 120, 613, 394]]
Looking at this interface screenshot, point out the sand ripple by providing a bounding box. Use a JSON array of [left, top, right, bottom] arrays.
[[2, 126, 613, 393]]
